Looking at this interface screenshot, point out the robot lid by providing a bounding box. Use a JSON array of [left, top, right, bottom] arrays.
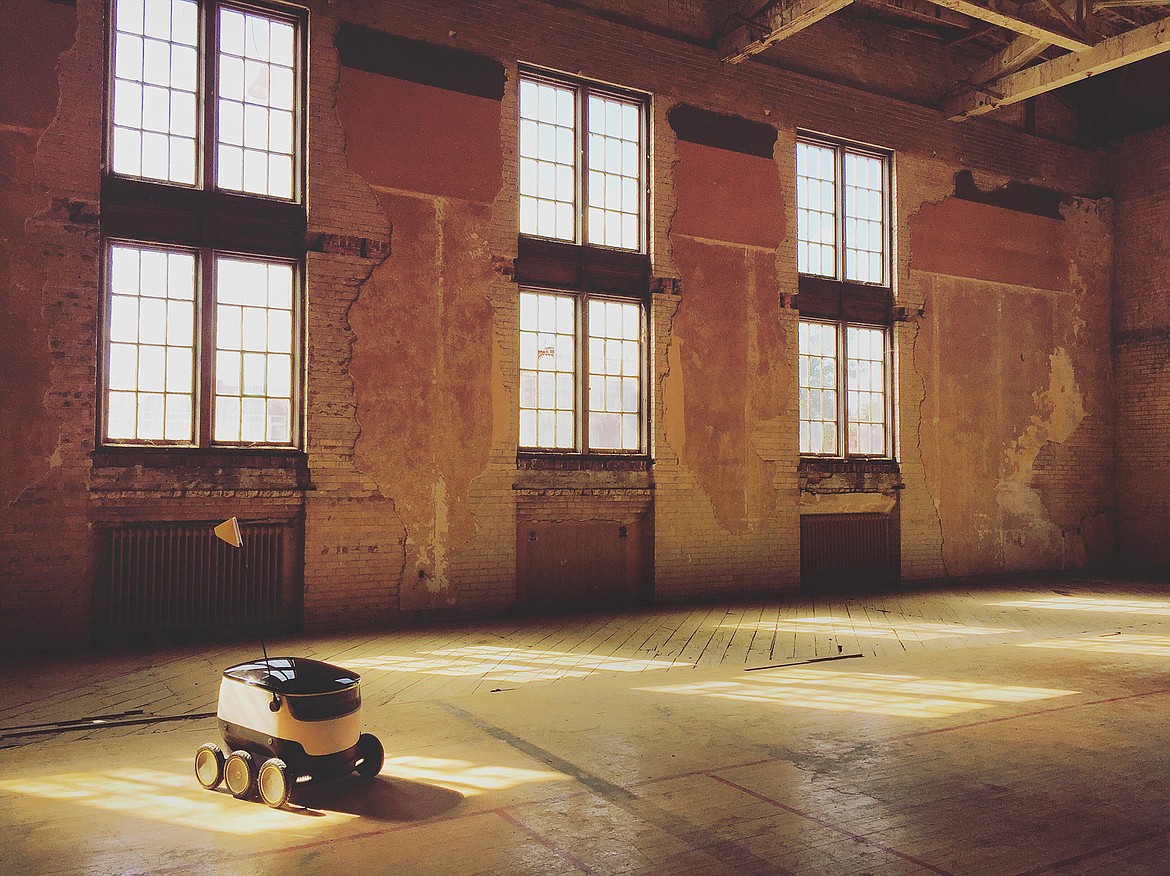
[[222, 657, 361, 695]]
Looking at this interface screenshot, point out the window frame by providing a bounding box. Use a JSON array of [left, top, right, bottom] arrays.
[[796, 133, 891, 289], [517, 286, 649, 457], [99, 237, 304, 449], [104, 0, 308, 204], [797, 317, 892, 460], [517, 67, 651, 255]]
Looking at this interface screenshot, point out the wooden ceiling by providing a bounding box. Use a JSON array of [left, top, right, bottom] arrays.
[[716, 0, 1170, 135]]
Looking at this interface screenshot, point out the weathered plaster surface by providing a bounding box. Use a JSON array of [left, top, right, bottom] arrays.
[[909, 195, 1113, 576]]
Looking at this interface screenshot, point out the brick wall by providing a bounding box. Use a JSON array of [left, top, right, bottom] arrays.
[[1111, 126, 1170, 569], [0, 0, 1125, 652]]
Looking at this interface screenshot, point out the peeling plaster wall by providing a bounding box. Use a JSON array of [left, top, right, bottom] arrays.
[[907, 194, 1114, 577], [1, 0, 1124, 651], [1, 0, 99, 649]]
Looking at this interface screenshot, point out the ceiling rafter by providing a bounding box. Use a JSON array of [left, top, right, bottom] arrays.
[[963, 33, 1050, 84], [719, 0, 856, 64], [926, 0, 1093, 49], [945, 16, 1170, 117]]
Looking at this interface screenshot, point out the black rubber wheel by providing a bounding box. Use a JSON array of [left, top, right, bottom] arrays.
[[258, 757, 291, 809], [224, 750, 256, 799], [194, 742, 225, 790], [354, 733, 384, 778]]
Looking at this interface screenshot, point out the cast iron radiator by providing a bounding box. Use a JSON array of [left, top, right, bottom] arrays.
[[95, 521, 299, 641], [800, 512, 897, 590]]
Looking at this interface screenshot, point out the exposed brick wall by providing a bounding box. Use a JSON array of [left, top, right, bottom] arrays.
[[1111, 125, 1170, 569], [0, 0, 1127, 652]]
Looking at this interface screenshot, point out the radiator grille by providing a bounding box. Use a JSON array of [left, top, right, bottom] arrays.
[[800, 512, 897, 591], [96, 521, 299, 641]]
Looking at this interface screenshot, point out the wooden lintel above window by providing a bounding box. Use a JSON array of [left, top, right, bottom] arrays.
[[516, 237, 651, 296], [796, 275, 892, 323], [101, 175, 307, 258]]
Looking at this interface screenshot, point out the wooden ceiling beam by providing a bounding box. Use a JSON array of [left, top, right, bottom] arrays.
[[964, 33, 1050, 84], [928, 0, 1093, 50], [945, 16, 1170, 117], [719, 0, 856, 63]]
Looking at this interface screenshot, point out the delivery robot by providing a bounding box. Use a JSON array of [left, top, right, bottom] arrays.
[[194, 656, 383, 808]]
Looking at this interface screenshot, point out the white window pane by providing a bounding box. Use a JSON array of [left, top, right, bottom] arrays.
[[166, 299, 193, 346], [220, 9, 246, 56], [270, 22, 295, 67], [220, 57, 244, 101], [172, 0, 198, 45], [116, 0, 144, 33], [218, 304, 242, 349], [113, 81, 142, 128], [108, 344, 138, 390], [268, 154, 293, 199], [242, 307, 267, 351], [111, 128, 142, 176], [138, 298, 167, 343], [215, 396, 241, 441], [137, 392, 165, 439], [244, 104, 269, 149], [241, 352, 265, 395], [216, 350, 241, 395], [555, 411, 574, 447], [108, 391, 137, 439], [143, 37, 170, 86], [170, 137, 196, 185], [268, 354, 292, 397], [141, 131, 169, 179], [621, 414, 638, 450], [243, 149, 267, 194], [267, 399, 291, 443], [164, 394, 192, 441], [519, 409, 536, 446], [270, 109, 294, 154], [166, 346, 192, 393], [268, 309, 292, 353]]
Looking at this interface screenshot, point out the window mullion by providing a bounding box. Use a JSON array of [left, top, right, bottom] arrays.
[[198, 250, 215, 447], [578, 85, 587, 247], [836, 147, 845, 282], [579, 293, 588, 453], [202, 3, 217, 193], [839, 322, 848, 458]]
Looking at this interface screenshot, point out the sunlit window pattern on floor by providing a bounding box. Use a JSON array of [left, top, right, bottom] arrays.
[[347, 645, 681, 683], [725, 617, 1022, 641], [381, 757, 568, 796], [990, 596, 1170, 615], [1019, 633, 1170, 657], [640, 669, 1077, 719], [106, 244, 196, 441], [214, 257, 295, 443], [0, 767, 356, 834], [110, 0, 199, 184]]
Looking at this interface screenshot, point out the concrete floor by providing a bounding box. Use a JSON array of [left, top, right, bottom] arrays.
[[3, 575, 1170, 875]]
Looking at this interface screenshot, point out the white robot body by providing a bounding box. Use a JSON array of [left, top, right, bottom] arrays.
[[195, 656, 384, 807]]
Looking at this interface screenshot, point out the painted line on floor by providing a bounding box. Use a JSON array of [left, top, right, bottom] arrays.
[[705, 772, 956, 876], [438, 701, 796, 876], [495, 809, 598, 875], [888, 687, 1170, 742], [1010, 827, 1170, 876]]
